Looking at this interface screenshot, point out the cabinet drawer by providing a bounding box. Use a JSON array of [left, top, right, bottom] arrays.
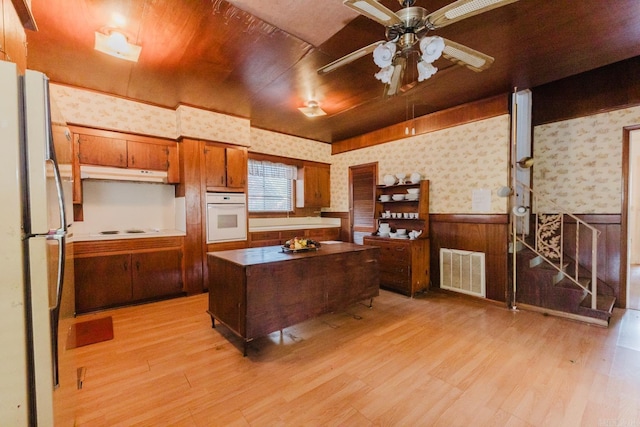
[[377, 243, 410, 264]]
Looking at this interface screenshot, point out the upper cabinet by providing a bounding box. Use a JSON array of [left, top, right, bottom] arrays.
[[73, 128, 179, 183], [296, 164, 330, 208], [203, 143, 247, 191]]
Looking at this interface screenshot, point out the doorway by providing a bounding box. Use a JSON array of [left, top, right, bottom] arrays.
[[349, 163, 377, 244], [627, 128, 640, 309]]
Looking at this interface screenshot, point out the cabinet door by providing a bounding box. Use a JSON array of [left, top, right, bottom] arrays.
[[77, 134, 127, 167], [203, 144, 226, 187], [131, 249, 183, 301], [313, 165, 331, 207], [302, 165, 330, 207], [225, 147, 247, 189], [74, 254, 132, 313], [127, 141, 169, 171]]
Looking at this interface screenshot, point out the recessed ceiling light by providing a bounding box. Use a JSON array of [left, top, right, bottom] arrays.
[[94, 29, 141, 62]]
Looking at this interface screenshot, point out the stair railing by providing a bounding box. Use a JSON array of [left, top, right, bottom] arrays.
[[512, 180, 601, 309]]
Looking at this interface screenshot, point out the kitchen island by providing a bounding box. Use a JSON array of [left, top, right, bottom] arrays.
[[206, 242, 379, 355]]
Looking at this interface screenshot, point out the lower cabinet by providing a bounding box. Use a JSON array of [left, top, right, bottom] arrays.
[[362, 236, 430, 296], [74, 238, 184, 313]]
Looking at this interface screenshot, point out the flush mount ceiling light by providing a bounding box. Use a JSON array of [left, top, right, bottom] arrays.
[[94, 28, 141, 62], [298, 100, 327, 117]]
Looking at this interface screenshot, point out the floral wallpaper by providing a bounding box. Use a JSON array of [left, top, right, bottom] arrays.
[[50, 84, 513, 215], [533, 105, 640, 214], [177, 105, 250, 146], [330, 115, 511, 213], [249, 128, 331, 163], [50, 85, 177, 138]]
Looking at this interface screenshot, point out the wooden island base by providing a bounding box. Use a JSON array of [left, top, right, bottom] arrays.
[[206, 242, 380, 355]]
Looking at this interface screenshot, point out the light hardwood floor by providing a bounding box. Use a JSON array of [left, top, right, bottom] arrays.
[[54, 290, 640, 426]]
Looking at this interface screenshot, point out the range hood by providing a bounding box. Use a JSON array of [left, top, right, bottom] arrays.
[[80, 165, 168, 183]]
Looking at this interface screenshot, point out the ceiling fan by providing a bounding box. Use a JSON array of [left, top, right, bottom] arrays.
[[318, 0, 518, 96]]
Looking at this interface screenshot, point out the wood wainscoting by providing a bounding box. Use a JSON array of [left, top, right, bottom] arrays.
[[430, 214, 510, 303]]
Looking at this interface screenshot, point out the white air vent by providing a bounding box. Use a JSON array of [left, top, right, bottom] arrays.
[[439, 248, 486, 298]]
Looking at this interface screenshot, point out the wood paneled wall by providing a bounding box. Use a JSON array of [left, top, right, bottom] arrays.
[[429, 214, 510, 303], [532, 56, 640, 126]]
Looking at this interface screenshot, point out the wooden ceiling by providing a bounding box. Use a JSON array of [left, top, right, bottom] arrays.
[[26, 0, 640, 143]]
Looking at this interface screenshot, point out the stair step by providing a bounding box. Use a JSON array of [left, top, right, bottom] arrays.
[[556, 277, 590, 291], [580, 294, 616, 313]]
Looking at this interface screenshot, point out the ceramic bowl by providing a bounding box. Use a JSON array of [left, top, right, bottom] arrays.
[[407, 188, 420, 194], [396, 228, 407, 235], [383, 174, 397, 186], [379, 194, 391, 202], [410, 172, 421, 183], [392, 194, 405, 201]]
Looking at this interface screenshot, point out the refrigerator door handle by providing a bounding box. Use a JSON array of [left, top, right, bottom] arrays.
[[47, 133, 67, 235], [47, 233, 65, 312]]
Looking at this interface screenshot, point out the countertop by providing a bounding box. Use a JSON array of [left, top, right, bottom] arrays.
[[248, 217, 340, 232], [207, 241, 372, 267], [71, 228, 186, 242]]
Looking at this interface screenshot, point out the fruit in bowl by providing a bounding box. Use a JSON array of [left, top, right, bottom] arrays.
[[284, 237, 319, 250]]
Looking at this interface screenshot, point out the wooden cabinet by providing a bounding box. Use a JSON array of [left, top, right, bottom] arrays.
[[207, 243, 379, 355], [74, 237, 184, 313], [74, 129, 180, 183], [296, 164, 330, 207], [363, 236, 430, 296], [364, 179, 431, 296], [248, 227, 340, 247], [374, 180, 429, 237], [203, 143, 248, 191]]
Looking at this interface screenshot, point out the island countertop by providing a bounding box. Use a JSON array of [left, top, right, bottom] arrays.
[[207, 241, 373, 267]]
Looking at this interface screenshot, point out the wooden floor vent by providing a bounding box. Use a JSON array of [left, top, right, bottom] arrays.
[[439, 248, 486, 298]]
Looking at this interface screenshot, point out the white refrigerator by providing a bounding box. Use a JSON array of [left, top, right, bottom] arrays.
[[0, 60, 71, 425]]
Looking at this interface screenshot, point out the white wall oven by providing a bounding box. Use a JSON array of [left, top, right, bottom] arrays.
[[206, 193, 247, 243]]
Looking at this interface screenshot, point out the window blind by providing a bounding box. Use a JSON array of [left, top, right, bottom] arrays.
[[248, 159, 297, 212]]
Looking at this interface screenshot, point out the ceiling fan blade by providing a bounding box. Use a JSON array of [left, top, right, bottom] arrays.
[[343, 0, 403, 27], [386, 56, 406, 96], [317, 40, 385, 75], [441, 38, 494, 72], [426, 0, 518, 29]]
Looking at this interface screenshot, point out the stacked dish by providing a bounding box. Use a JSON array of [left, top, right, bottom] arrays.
[[392, 194, 405, 201], [379, 194, 391, 202], [378, 223, 390, 237], [405, 187, 419, 200]]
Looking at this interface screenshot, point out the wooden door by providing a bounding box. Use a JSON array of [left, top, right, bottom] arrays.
[[127, 141, 169, 171], [226, 147, 247, 189], [350, 163, 377, 244], [77, 134, 127, 167], [131, 249, 183, 300], [203, 144, 226, 187], [74, 254, 132, 313]]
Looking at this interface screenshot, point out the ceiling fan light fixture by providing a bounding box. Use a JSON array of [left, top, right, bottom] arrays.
[[94, 29, 141, 62], [298, 100, 327, 117]]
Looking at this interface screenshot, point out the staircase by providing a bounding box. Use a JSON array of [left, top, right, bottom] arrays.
[[511, 182, 616, 327]]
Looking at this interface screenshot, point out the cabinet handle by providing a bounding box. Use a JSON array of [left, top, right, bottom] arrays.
[[130, 155, 135, 165], [136, 261, 140, 271], [123, 261, 128, 271]]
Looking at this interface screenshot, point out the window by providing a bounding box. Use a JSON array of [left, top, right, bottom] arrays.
[[248, 159, 297, 212]]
